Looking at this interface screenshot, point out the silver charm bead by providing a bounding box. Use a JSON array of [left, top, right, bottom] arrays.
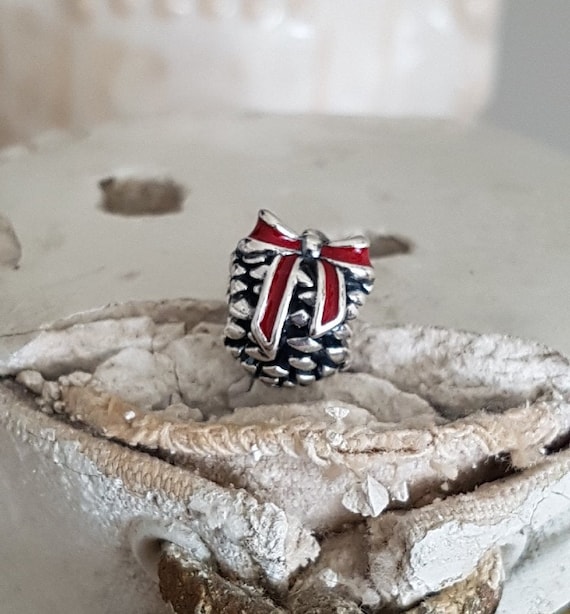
[[224, 210, 374, 387]]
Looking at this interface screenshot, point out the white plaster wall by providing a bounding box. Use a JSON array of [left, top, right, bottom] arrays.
[[0, 0, 500, 147]]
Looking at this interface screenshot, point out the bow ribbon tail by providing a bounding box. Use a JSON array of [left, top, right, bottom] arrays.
[[310, 260, 346, 338], [251, 254, 300, 357], [310, 242, 372, 338]]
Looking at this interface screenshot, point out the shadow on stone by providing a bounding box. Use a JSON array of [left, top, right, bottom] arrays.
[[367, 232, 412, 259]]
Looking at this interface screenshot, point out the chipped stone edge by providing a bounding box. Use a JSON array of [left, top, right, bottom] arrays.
[[367, 447, 570, 608]]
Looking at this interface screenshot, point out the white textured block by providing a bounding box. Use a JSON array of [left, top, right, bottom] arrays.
[[0, 0, 500, 146]]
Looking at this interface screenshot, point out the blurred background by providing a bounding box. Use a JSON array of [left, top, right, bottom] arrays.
[[0, 0, 568, 152]]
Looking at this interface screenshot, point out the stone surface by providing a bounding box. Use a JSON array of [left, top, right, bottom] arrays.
[[0, 382, 318, 613], [152, 322, 186, 352], [92, 347, 178, 411], [352, 323, 570, 419], [158, 543, 286, 614], [3, 309, 570, 612], [406, 549, 504, 614], [165, 331, 244, 414], [162, 403, 204, 422], [30, 307, 569, 541], [66, 371, 93, 387], [1, 115, 570, 364], [0, 317, 156, 378], [341, 475, 390, 518], [231, 371, 440, 427], [15, 369, 44, 395], [293, 527, 378, 609], [367, 450, 570, 609]]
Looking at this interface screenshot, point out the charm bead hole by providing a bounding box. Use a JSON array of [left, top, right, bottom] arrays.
[[98, 176, 185, 216]]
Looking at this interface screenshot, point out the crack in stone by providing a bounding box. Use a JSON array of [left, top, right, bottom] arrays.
[[0, 328, 41, 339]]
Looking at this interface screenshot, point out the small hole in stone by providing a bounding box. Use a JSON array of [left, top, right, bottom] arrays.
[[99, 176, 185, 216], [129, 520, 211, 581], [544, 430, 570, 455], [133, 535, 166, 579], [366, 232, 413, 259]]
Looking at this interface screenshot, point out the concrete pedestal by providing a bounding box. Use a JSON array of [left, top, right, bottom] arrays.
[[1, 115, 570, 613]]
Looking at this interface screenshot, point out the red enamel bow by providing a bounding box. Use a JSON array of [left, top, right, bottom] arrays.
[[241, 210, 373, 358]]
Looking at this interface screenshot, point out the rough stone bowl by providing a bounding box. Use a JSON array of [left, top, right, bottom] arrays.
[[2, 298, 570, 612]]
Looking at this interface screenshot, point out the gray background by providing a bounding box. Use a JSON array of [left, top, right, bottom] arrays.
[[487, 0, 570, 153]]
